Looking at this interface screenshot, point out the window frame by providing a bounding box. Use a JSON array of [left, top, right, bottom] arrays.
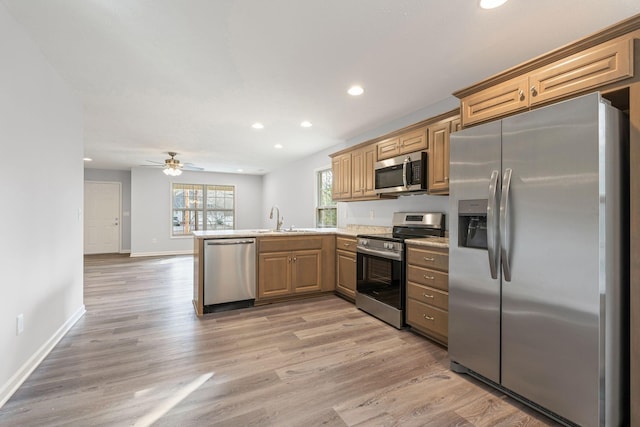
[[170, 183, 236, 238], [315, 166, 337, 228]]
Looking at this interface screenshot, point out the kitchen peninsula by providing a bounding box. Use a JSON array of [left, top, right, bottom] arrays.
[[192, 228, 449, 317]]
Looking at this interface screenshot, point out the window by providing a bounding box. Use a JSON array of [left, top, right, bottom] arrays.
[[316, 168, 336, 227], [172, 184, 235, 236]]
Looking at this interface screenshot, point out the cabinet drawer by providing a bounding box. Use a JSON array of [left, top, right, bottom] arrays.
[[407, 265, 448, 291], [406, 247, 448, 271], [407, 282, 448, 311], [461, 75, 529, 127], [529, 37, 633, 106], [406, 299, 448, 340], [259, 236, 323, 253], [336, 236, 357, 253]]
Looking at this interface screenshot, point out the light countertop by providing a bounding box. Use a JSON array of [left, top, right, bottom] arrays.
[[405, 237, 449, 249], [193, 228, 339, 239], [193, 226, 448, 248], [193, 224, 393, 239]]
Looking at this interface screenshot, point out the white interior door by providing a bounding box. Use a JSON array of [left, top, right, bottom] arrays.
[[84, 181, 121, 254]]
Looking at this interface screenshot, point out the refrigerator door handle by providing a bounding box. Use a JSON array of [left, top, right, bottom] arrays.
[[487, 170, 500, 279], [500, 168, 513, 282]]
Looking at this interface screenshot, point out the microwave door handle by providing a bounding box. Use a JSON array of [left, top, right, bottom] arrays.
[[402, 157, 410, 188], [487, 170, 500, 279]]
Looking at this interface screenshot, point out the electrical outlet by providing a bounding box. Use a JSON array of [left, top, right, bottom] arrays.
[[151, 238, 157, 244], [16, 314, 24, 335]]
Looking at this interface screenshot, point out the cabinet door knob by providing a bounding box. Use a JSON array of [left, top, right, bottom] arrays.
[[423, 314, 435, 321], [518, 90, 525, 101], [530, 86, 538, 97]]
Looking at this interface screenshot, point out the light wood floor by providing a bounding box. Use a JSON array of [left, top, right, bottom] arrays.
[[0, 254, 558, 426]]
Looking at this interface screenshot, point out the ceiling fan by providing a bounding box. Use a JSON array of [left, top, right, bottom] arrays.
[[142, 152, 204, 176]]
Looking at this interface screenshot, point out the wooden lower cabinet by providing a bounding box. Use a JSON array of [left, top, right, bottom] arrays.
[[335, 236, 357, 300], [406, 244, 449, 346], [257, 235, 334, 302]]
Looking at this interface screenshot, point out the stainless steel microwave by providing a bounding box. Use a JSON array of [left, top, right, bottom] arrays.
[[374, 152, 427, 194]]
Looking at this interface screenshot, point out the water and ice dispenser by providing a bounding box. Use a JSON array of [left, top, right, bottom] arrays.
[[458, 199, 488, 250]]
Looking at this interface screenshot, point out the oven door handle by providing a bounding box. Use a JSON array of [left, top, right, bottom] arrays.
[[357, 246, 403, 261]]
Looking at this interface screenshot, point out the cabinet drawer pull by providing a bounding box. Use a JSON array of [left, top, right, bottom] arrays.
[[423, 257, 435, 262], [423, 314, 435, 321], [344, 243, 350, 247], [423, 275, 435, 280], [422, 293, 434, 299]]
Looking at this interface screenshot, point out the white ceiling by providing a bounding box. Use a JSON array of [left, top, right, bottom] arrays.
[[4, 0, 640, 174]]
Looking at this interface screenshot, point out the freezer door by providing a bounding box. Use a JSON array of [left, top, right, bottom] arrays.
[[500, 93, 605, 426], [449, 120, 502, 384]]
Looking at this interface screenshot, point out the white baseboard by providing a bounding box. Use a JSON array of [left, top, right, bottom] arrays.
[[0, 305, 86, 409], [129, 250, 194, 257]]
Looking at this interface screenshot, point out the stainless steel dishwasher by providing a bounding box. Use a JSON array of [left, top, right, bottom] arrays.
[[203, 238, 256, 313]]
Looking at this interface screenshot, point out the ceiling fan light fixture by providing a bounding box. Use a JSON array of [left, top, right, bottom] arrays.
[[163, 167, 182, 176], [162, 152, 183, 176]]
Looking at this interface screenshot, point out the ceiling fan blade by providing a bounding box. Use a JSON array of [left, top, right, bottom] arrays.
[[145, 160, 165, 165], [183, 163, 204, 171]]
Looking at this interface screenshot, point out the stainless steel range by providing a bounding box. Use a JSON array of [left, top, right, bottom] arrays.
[[356, 212, 445, 328]]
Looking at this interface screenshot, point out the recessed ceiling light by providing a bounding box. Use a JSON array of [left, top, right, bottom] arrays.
[[300, 121, 312, 128], [479, 0, 508, 9], [83, 157, 93, 162], [274, 144, 283, 149], [251, 122, 264, 129], [347, 85, 364, 96]]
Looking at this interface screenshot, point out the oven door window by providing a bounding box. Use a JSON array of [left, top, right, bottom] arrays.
[[375, 165, 403, 190], [357, 252, 404, 309]]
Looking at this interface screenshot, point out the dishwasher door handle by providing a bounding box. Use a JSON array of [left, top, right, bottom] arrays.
[[206, 240, 255, 245]]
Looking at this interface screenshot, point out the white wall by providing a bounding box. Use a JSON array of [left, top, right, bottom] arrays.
[[0, 4, 84, 407], [131, 167, 263, 256], [84, 169, 132, 252], [261, 144, 347, 229], [262, 97, 458, 230], [337, 195, 450, 230]]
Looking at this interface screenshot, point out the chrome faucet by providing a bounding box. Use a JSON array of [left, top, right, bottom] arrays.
[[269, 205, 284, 231]]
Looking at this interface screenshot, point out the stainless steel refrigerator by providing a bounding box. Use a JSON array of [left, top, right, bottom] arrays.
[[448, 92, 628, 426]]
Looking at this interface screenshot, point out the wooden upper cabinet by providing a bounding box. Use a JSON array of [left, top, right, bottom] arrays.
[[461, 75, 529, 127], [351, 145, 377, 199], [427, 118, 453, 194], [450, 117, 461, 133], [376, 136, 401, 160], [529, 37, 633, 106], [458, 36, 634, 127], [377, 128, 427, 160], [331, 153, 351, 200], [400, 128, 428, 153]]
